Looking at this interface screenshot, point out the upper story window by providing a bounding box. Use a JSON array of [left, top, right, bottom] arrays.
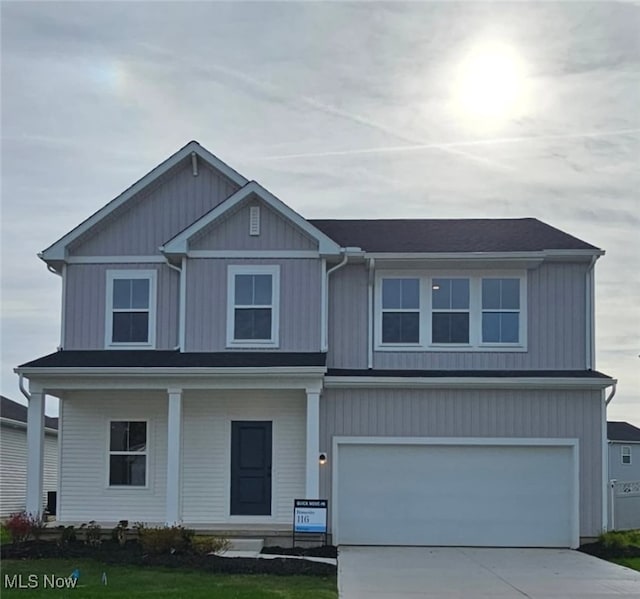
[[432, 278, 470, 344], [381, 278, 420, 344], [105, 270, 156, 348], [622, 446, 632, 465], [375, 271, 526, 352], [227, 265, 280, 347], [109, 420, 147, 486]]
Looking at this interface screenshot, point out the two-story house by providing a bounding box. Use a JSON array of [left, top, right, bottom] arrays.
[[16, 141, 615, 548]]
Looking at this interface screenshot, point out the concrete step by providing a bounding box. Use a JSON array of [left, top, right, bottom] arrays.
[[227, 538, 264, 552]]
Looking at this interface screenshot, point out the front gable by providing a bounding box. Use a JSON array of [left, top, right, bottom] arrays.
[[162, 181, 342, 258], [69, 161, 241, 257], [41, 141, 248, 267], [189, 194, 318, 253]]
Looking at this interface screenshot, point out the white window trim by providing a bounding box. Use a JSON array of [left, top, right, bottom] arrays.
[[621, 446, 632, 465], [226, 265, 280, 348], [105, 269, 157, 349], [106, 419, 149, 489], [375, 270, 527, 352]]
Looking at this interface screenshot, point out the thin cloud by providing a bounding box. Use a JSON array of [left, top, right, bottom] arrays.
[[252, 128, 640, 161]]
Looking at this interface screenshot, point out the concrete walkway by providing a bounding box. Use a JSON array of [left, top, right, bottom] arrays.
[[338, 547, 640, 598]]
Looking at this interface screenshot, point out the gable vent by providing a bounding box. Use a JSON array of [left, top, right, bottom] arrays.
[[249, 205, 260, 236]]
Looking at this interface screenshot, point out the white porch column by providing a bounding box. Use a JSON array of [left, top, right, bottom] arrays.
[[305, 388, 321, 498], [26, 385, 45, 516], [166, 388, 183, 524]]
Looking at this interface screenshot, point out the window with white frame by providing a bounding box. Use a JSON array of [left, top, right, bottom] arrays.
[[376, 271, 526, 351], [106, 270, 156, 347], [381, 278, 420, 344], [227, 265, 280, 346], [622, 446, 632, 465], [482, 278, 520, 343], [432, 278, 470, 344], [109, 421, 147, 486]]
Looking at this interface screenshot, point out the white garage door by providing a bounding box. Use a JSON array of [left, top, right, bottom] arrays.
[[334, 439, 578, 548]]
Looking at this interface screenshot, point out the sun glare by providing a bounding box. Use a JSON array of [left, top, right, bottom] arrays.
[[453, 42, 529, 124]]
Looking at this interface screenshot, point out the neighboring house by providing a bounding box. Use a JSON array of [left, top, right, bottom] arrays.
[[608, 421, 640, 481], [15, 141, 616, 549], [0, 396, 58, 517], [607, 421, 640, 531]]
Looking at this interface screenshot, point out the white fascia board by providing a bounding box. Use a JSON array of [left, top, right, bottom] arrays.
[[324, 376, 616, 390], [40, 141, 248, 264], [161, 181, 342, 257], [0, 417, 58, 435]]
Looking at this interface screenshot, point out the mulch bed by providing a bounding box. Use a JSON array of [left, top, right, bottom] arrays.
[[579, 542, 640, 560], [261, 545, 337, 558], [1, 541, 335, 576]]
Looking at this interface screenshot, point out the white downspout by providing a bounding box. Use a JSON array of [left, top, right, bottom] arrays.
[[164, 257, 183, 351], [324, 252, 349, 353], [603, 383, 617, 531], [367, 257, 375, 369], [586, 255, 599, 370], [19, 373, 30, 402]]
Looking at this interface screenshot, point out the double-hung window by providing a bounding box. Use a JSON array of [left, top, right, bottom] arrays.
[[106, 270, 156, 347], [482, 278, 520, 344], [431, 278, 470, 344], [381, 278, 420, 344], [109, 421, 147, 486], [227, 265, 280, 346], [622, 446, 632, 465]]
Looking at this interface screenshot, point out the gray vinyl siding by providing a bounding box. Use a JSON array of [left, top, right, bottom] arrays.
[[58, 393, 167, 523], [0, 424, 58, 517], [185, 258, 322, 352], [320, 388, 604, 538], [327, 262, 588, 370], [64, 263, 179, 350], [68, 162, 239, 256], [191, 200, 318, 251], [328, 264, 369, 369]]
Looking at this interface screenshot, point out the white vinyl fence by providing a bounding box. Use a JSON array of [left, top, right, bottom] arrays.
[[609, 480, 640, 531]]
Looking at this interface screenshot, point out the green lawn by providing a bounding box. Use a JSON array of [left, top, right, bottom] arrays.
[[1, 559, 337, 598], [611, 557, 640, 572]]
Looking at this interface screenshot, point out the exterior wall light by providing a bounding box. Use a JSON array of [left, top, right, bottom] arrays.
[[319, 452, 327, 465]]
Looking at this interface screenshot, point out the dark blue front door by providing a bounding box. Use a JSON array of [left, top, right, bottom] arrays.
[[230, 421, 272, 515]]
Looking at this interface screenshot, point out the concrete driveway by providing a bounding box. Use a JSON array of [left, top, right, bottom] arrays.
[[338, 547, 640, 598]]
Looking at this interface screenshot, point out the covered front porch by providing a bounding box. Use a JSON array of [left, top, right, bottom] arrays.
[[16, 358, 325, 528]]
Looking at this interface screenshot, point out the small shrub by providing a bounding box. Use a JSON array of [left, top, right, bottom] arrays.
[[5, 512, 35, 543], [191, 535, 230, 555], [57, 525, 76, 545], [29, 513, 46, 541], [111, 520, 129, 546], [137, 525, 195, 555], [0, 525, 10, 545], [84, 521, 102, 546]]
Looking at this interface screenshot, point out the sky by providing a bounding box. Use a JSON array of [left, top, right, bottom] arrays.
[[1, 2, 639, 422]]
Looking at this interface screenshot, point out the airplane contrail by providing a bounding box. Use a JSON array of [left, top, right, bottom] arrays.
[[252, 128, 640, 161]]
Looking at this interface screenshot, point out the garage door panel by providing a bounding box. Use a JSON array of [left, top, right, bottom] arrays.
[[336, 443, 576, 547]]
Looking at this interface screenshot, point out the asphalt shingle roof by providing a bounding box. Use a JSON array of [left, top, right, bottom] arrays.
[[608, 421, 640, 442], [309, 218, 599, 253], [0, 395, 58, 429]]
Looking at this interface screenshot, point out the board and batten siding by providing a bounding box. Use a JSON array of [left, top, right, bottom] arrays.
[[181, 390, 306, 524], [58, 393, 167, 523], [68, 162, 239, 256], [320, 388, 603, 537], [191, 200, 318, 251], [185, 258, 322, 352], [0, 425, 57, 517], [64, 263, 179, 350], [327, 262, 588, 370]]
